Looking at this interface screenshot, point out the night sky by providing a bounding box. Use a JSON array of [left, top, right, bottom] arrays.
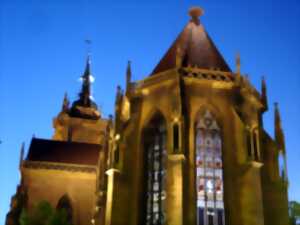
[[1, 0, 299, 223]]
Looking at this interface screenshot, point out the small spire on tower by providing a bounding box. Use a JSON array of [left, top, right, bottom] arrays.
[[261, 76, 268, 111], [79, 55, 93, 106], [274, 102, 285, 152], [126, 60, 132, 90], [116, 85, 123, 105], [19, 142, 25, 169], [236, 52, 241, 74], [62, 92, 70, 112], [176, 46, 182, 67]]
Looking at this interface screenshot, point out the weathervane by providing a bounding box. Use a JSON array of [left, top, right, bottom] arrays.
[[85, 39, 92, 56]]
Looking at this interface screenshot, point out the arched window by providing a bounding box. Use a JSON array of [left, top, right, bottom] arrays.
[[56, 194, 73, 224], [278, 152, 286, 180], [195, 110, 225, 225], [143, 113, 167, 225]]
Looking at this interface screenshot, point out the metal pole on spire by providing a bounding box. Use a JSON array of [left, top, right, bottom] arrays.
[[85, 39, 92, 57]]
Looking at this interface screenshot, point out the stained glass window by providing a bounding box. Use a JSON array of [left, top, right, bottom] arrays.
[[144, 115, 167, 225], [196, 110, 225, 225]]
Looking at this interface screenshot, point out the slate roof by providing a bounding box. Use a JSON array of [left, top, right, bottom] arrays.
[[26, 138, 101, 166], [151, 17, 230, 75]]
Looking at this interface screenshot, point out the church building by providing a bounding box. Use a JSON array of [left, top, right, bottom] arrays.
[[6, 7, 289, 225]]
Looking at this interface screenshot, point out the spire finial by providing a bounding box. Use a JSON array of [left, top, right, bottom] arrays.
[[236, 52, 241, 74], [79, 54, 94, 106], [274, 102, 285, 151], [62, 92, 69, 112], [126, 60, 132, 89], [19, 142, 25, 169], [189, 7, 204, 24], [261, 76, 268, 111], [85, 39, 92, 56]]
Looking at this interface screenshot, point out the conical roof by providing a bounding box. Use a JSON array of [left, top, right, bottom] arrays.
[[151, 7, 230, 75]]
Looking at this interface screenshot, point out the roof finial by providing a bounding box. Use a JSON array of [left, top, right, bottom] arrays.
[[274, 102, 285, 152], [236, 52, 241, 74], [85, 39, 92, 56], [189, 6, 204, 24], [62, 92, 70, 113], [79, 54, 93, 106], [126, 60, 132, 90], [19, 142, 25, 169], [261, 76, 268, 111]]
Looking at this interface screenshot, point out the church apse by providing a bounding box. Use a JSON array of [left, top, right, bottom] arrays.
[[6, 6, 290, 225]]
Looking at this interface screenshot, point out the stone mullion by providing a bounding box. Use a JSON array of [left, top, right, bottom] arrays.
[[203, 132, 208, 225]]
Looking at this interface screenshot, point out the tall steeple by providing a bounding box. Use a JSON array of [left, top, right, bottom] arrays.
[[79, 55, 93, 107], [274, 103, 285, 152], [69, 55, 100, 120]]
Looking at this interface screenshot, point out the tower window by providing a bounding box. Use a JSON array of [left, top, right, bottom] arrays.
[[143, 114, 167, 225], [195, 110, 225, 225], [278, 152, 286, 180]]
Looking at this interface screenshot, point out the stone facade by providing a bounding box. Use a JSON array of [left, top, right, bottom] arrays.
[[6, 6, 289, 225]]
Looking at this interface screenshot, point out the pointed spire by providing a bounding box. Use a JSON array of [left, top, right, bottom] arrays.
[[115, 85, 123, 106], [79, 55, 92, 106], [261, 76, 268, 111], [151, 6, 230, 75], [62, 92, 70, 112], [19, 142, 25, 169], [274, 102, 285, 152], [236, 52, 241, 74], [126, 61, 132, 90]]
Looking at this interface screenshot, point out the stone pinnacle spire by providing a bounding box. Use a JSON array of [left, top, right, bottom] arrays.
[[126, 60, 132, 90], [261, 76, 268, 111], [274, 103, 285, 152], [62, 92, 70, 113]]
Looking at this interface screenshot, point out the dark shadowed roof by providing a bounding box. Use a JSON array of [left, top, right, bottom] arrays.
[[26, 138, 101, 166], [151, 16, 230, 75]]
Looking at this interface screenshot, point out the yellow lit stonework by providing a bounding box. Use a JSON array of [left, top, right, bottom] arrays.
[[6, 6, 289, 225]]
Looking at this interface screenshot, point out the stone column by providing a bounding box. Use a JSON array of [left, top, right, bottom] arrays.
[[166, 154, 185, 225]]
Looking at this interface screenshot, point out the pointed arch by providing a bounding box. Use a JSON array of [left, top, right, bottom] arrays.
[[141, 111, 167, 225], [56, 194, 73, 224], [195, 109, 225, 225], [194, 104, 223, 130], [142, 107, 167, 131]]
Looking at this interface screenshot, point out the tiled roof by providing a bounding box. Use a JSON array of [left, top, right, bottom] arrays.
[[26, 138, 101, 166]]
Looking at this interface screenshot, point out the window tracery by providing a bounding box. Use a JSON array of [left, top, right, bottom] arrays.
[[195, 110, 225, 225], [144, 115, 167, 225]]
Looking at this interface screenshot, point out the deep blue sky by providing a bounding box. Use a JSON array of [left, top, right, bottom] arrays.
[[0, 0, 299, 223]]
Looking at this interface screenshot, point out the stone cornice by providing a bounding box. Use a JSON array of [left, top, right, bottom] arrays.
[[22, 160, 97, 173]]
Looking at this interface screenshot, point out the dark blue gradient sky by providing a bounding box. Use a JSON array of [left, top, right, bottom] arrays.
[[0, 0, 299, 223]]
